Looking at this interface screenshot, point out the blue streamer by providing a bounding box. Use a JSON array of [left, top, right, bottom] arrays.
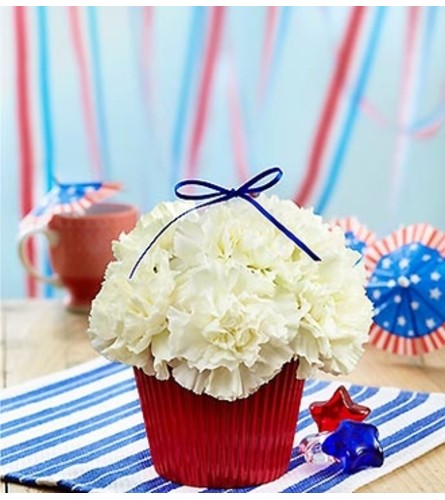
[[417, 7, 438, 102], [170, 7, 206, 188], [87, 7, 111, 179], [315, 7, 387, 214], [409, 101, 445, 132], [405, 7, 442, 136], [268, 6, 292, 97], [37, 7, 55, 298], [409, 6, 439, 137], [129, 167, 321, 279]]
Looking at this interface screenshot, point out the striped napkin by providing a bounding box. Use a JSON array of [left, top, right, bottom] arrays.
[[1, 358, 444, 493]]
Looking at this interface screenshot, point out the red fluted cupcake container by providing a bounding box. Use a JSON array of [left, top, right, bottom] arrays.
[[134, 361, 305, 488]]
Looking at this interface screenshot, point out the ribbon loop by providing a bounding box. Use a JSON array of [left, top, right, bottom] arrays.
[[175, 179, 229, 201], [238, 166, 283, 195], [129, 167, 321, 279]]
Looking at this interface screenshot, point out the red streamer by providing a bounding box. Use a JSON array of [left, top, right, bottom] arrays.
[[14, 7, 37, 297], [186, 7, 226, 181], [294, 7, 366, 207], [257, 6, 279, 105], [68, 6, 102, 180]]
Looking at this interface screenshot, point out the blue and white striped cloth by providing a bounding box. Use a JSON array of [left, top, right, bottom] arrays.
[[1, 358, 444, 493]]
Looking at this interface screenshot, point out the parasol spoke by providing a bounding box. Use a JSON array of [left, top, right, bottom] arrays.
[[408, 286, 445, 325]]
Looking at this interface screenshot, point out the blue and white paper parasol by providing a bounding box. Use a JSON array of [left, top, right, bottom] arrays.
[[20, 181, 121, 232], [365, 223, 445, 356], [330, 217, 376, 256]]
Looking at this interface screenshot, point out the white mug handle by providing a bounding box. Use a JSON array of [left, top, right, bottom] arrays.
[[17, 225, 63, 287]]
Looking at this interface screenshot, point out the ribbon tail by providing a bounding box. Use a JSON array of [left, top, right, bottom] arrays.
[[243, 196, 321, 262]]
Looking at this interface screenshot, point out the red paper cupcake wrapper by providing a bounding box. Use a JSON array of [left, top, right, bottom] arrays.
[[134, 361, 305, 488]]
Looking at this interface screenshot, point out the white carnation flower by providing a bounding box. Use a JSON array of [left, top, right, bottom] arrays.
[[88, 195, 373, 400]]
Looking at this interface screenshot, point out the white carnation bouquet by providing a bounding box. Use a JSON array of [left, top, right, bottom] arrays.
[[88, 168, 373, 402]]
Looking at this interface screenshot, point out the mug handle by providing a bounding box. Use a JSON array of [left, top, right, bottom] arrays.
[[17, 225, 63, 287]]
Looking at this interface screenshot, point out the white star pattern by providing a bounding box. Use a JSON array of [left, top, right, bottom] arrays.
[[399, 258, 410, 269], [382, 258, 392, 269], [387, 279, 396, 288], [394, 295, 402, 304], [383, 321, 390, 328], [408, 330, 414, 337], [430, 271, 441, 281], [410, 243, 419, 251], [430, 288, 442, 300], [372, 290, 381, 299], [397, 316, 406, 326], [410, 274, 421, 284], [410, 301, 419, 310], [422, 254, 431, 262], [426, 318, 436, 329]]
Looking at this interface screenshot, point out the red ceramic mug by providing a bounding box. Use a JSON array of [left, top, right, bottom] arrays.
[[18, 203, 138, 312]]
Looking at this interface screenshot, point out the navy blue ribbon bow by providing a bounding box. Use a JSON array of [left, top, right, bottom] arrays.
[[129, 167, 321, 279]]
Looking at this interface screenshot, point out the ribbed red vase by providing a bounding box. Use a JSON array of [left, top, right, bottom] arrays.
[[134, 361, 305, 488]]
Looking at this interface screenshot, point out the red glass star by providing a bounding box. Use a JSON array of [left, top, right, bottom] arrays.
[[309, 385, 371, 432]]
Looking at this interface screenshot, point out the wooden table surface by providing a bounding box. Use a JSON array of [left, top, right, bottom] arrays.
[[1, 299, 444, 493]]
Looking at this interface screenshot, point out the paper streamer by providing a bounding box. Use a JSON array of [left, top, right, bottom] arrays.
[[390, 7, 422, 216], [138, 6, 172, 201], [361, 96, 445, 139], [37, 7, 55, 195], [227, 51, 250, 183], [126, 7, 161, 208], [415, 7, 438, 115], [14, 7, 37, 298], [269, 7, 292, 93], [294, 7, 367, 207], [412, 101, 445, 139], [171, 7, 206, 187], [37, 6, 55, 298], [68, 6, 102, 180], [360, 7, 443, 139], [185, 6, 226, 182], [257, 6, 279, 105], [139, 7, 154, 116], [315, 7, 387, 214], [320, 8, 444, 141], [257, 7, 292, 108], [411, 7, 442, 140], [87, 7, 111, 179]]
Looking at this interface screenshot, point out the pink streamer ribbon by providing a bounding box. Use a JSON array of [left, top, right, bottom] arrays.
[[185, 7, 226, 182], [227, 52, 250, 183], [14, 6, 37, 297], [140, 7, 154, 120], [68, 6, 102, 180], [390, 7, 422, 213], [257, 6, 280, 106]]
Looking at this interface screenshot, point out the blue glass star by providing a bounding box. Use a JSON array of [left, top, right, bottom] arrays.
[[321, 420, 384, 474]]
